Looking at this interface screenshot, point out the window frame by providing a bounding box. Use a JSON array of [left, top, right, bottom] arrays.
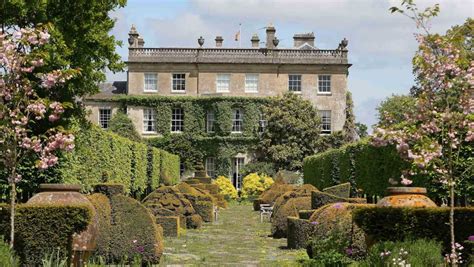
[[98, 107, 112, 129], [205, 157, 216, 178], [319, 110, 332, 135], [206, 110, 215, 133], [318, 75, 331, 94], [258, 111, 266, 134], [171, 73, 186, 93], [144, 73, 158, 92], [216, 73, 231, 93], [245, 74, 259, 93], [288, 74, 302, 93], [232, 108, 243, 133], [171, 108, 184, 133], [143, 108, 157, 133]]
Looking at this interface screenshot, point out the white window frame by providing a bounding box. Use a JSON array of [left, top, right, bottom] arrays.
[[245, 74, 259, 93], [318, 75, 331, 94], [258, 112, 266, 134], [171, 108, 184, 133], [288, 74, 302, 93], [216, 74, 231, 93], [206, 111, 215, 133], [143, 108, 157, 133], [172, 73, 186, 93], [232, 108, 243, 133], [205, 157, 216, 178], [98, 108, 112, 129], [144, 73, 158, 92], [319, 110, 332, 135]]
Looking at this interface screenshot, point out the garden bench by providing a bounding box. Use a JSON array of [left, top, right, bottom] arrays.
[[260, 204, 273, 223]]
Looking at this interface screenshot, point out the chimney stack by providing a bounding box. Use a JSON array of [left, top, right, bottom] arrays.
[[251, 34, 260, 48], [128, 25, 145, 48], [266, 24, 276, 49], [215, 36, 223, 47], [293, 33, 315, 48]]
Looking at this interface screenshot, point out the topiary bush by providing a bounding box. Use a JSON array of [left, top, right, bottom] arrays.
[[241, 173, 274, 199], [311, 190, 366, 210], [87, 193, 112, 260], [213, 176, 238, 200], [176, 182, 215, 222], [322, 183, 351, 198], [0, 204, 91, 266], [148, 148, 161, 190], [108, 194, 163, 264], [272, 184, 318, 218], [253, 182, 295, 211], [93, 183, 125, 197], [271, 196, 311, 238], [160, 150, 180, 185]]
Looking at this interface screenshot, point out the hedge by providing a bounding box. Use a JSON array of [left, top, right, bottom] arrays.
[[0, 204, 91, 265], [160, 150, 180, 185], [353, 206, 474, 250], [303, 140, 424, 197], [148, 148, 161, 190]]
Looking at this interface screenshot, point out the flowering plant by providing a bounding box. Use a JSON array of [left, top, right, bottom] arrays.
[[0, 26, 78, 247]]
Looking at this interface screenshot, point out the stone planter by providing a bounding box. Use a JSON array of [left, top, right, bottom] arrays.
[[27, 184, 98, 266], [376, 187, 437, 207]]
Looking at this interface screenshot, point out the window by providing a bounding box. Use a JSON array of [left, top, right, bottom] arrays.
[[318, 75, 331, 93], [144, 73, 157, 92], [206, 111, 215, 133], [143, 108, 156, 133], [216, 74, 230, 93], [232, 109, 243, 133], [245, 74, 259, 93], [258, 112, 266, 134], [171, 108, 184, 132], [319, 110, 332, 134], [205, 157, 215, 178], [172, 73, 186, 92], [98, 108, 111, 129], [288, 74, 302, 92]]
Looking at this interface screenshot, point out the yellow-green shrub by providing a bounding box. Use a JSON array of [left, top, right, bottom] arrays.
[[212, 176, 237, 199], [241, 173, 274, 198]]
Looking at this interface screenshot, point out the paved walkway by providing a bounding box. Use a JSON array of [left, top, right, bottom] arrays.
[[159, 202, 304, 266]]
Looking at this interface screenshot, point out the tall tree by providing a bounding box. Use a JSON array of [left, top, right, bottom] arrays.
[[108, 112, 142, 142], [342, 91, 359, 142], [376, 94, 416, 127]]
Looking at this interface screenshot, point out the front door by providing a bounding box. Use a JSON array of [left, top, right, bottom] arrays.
[[232, 157, 245, 190]]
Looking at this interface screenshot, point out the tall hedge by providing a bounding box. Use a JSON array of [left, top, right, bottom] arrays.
[[160, 150, 180, 185], [148, 148, 161, 190], [0, 204, 91, 265], [303, 140, 423, 197]]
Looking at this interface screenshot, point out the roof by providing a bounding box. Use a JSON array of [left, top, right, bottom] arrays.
[[85, 81, 127, 100]]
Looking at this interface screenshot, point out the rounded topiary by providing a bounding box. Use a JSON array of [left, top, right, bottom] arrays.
[[271, 196, 312, 238], [253, 182, 295, 211], [108, 195, 164, 264], [93, 183, 125, 197], [308, 202, 369, 258], [212, 176, 238, 200], [87, 193, 112, 259], [176, 182, 215, 222], [272, 184, 318, 217], [241, 173, 274, 199]]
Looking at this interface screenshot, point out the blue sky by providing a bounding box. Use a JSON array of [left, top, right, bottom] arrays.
[[106, 0, 473, 129]]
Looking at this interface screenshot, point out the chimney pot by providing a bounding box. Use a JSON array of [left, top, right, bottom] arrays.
[[266, 24, 276, 49], [215, 36, 223, 47], [251, 34, 260, 48]]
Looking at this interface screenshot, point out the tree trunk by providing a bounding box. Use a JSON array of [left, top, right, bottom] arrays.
[[9, 181, 16, 249]]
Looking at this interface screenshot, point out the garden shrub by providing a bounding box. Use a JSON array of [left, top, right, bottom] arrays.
[[213, 176, 238, 200], [359, 239, 443, 267], [272, 184, 318, 218], [287, 217, 314, 249], [308, 203, 370, 259], [241, 173, 274, 199], [305, 228, 354, 266], [271, 196, 311, 238], [311, 190, 366, 210], [322, 182, 351, 198], [353, 206, 474, 251], [87, 193, 112, 259], [0, 237, 19, 267], [274, 170, 303, 185], [176, 182, 215, 222], [148, 148, 161, 190], [156, 216, 180, 237], [160, 150, 180, 185], [130, 142, 148, 196], [253, 182, 295, 211], [93, 183, 125, 197], [108, 195, 163, 264], [0, 204, 91, 266], [107, 112, 142, 142], [298, 210, 315, 220]]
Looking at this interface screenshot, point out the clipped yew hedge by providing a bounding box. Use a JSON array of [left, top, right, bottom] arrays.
[[60, 125, 178, 194], [0, 204, 91, 266], [303, 140, 426, 197]]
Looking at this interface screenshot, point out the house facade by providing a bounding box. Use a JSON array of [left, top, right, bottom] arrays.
[[84, 24, 351, 189]]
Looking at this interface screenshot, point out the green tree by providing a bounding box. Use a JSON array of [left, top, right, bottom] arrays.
[[355, 123, 368, 138], [108, 112, 141, 142], [342, 91, 358, 142], [259, 93, 321, 171], [376, 94, 416, 127]]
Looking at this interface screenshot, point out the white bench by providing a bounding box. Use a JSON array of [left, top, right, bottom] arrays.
[[260, 204, 273, 223]]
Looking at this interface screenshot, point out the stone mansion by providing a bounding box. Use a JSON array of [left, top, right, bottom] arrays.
[[84, 24, 351, 189]]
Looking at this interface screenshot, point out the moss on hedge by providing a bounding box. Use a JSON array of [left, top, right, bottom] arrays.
[[271, 196, 312, 238], [322, 183, 351, 198], [0, 204, 91, 266]]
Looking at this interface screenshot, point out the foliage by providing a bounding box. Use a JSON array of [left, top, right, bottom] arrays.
[[375, 94, 416, 127], [41, 248, 68, 267], [87, 193, 112, 260], [271, 196, 311, 238], [107, 195, 163, 264], [0, 237, 19, 267], [241, 173, 274, 198], [353, 206, 474, 250], [147, 148, 161, 191], [212, 176, 238, 200], [0, 204, 91, 266], [160, 150, 180, 185], [258, 93, 322, 171], [342, 91, 358, 142], [305, 229, 353, 266], [359, 239, 443, 267], [240, 161, 276, 177], [274, 170, 303, 185], [108, 112, 141, 142], [355, 123, 368, 138]]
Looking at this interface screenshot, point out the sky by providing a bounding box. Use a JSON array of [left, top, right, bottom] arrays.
[[106, 0, 473, 129]]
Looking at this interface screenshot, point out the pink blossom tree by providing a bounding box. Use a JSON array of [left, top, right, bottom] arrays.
[[373, 2, 473, 265], [0, 26, 78, 247]]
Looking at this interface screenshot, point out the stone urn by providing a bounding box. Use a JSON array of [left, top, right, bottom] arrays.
[[27, 184, 98, 266], [376, 187, 437, 207]]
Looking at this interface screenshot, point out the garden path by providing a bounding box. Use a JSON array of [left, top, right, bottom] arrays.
[[159, 201, 304, 266]]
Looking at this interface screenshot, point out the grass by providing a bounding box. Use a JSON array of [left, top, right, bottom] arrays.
[[160, 201, 306, 266]]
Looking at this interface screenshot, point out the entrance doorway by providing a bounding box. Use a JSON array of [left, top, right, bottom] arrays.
[[231, 157, 245, 190]]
